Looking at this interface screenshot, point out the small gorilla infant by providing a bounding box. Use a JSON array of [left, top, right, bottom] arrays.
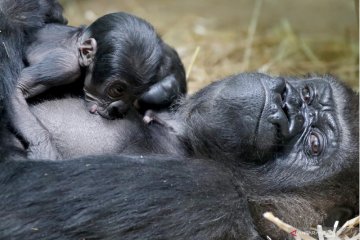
[[16, 12, 186, 118], [8, 11, 186, 159]]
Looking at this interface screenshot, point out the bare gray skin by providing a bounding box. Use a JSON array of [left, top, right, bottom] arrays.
[[28, 98, 185, 160]]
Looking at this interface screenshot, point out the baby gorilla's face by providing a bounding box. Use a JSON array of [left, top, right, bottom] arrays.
[[83, 78, 137, 120]]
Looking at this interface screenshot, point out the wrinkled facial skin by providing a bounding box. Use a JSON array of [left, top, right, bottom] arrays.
[[233, 75, 357, 240], [275, 78, 341, 167], [261, 76, 341, 165]]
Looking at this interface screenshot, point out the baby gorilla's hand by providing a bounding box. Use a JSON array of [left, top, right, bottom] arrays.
[[137, 74, 184, 110]]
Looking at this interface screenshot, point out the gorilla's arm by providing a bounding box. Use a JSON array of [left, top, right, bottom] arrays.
[[1, 151, 357, 239], [0, 156, 261, 240], [0, 0, 68, 160]]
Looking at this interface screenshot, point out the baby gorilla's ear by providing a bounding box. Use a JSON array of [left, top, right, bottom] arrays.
[[79, 38, 97, 67]]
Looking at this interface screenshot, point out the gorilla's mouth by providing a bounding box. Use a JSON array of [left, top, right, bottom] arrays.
[[97, 101, 130, 120], [251, 76, 306, 157], [280, 83, 289, 118], [84, 91, 128, 120]]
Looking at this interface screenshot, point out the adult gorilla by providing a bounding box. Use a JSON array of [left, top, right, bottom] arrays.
[[0, 1, 358, 239]]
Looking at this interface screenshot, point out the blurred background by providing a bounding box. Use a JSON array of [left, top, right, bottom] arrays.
[[59, 0, 359, 93]]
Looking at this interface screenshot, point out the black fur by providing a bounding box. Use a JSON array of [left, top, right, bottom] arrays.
[[0, 0, 65, 102], [0, 1, 358, 239]]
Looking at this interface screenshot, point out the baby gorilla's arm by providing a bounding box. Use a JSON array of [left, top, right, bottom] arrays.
[[9, 32, 82, 160]]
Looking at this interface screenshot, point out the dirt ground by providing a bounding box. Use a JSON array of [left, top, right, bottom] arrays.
[[60, 0, 359, 93]]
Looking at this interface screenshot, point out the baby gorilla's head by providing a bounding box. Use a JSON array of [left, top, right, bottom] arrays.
[[79, 12, 185, 119]]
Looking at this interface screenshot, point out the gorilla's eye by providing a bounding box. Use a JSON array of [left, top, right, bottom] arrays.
[[107, 84, 127, 99], [301, 85, 312, 104], [308, 131, 323, 156]]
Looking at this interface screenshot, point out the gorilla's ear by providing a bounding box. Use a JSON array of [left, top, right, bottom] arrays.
[[323, 207, 354, 227], [79, 38, 97, 67]]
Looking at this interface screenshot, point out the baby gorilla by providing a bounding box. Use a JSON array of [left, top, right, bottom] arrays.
[[8, 11, 186, 159], [16, 12, 186, 118]]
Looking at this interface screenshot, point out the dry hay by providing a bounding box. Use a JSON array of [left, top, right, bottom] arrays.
[[60, 0, 359, 93], [264, 212, 359, 240]]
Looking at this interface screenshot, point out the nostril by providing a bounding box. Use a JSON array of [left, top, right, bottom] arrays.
[[282, 103, 289, 119], [280, 81, 288, 106], [281, 90, 287, 107]]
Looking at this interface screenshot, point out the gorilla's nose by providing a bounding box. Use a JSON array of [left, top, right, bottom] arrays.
[[282, 82, 304, 137], [268, 81, 304, 139]]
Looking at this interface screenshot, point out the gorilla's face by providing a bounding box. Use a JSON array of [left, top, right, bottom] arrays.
[[83, 79, 134, 120], [258, 76, 343, 167], [182, 73, 357, 168], [180, 74, 358, 238]]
